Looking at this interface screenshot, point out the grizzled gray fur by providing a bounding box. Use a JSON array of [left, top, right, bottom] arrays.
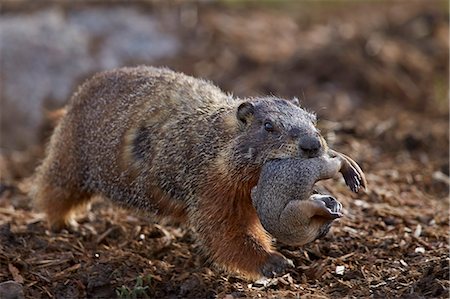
[[252, 151, 365, 246]]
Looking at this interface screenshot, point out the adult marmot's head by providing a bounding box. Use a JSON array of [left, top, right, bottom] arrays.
[[234, 97, 326, 166]]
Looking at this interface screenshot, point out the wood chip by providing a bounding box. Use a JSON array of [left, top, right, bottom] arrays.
[[8, 264, 24, 284]]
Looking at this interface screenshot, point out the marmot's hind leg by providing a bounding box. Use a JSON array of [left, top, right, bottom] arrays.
[[32, 183, 92, 231]]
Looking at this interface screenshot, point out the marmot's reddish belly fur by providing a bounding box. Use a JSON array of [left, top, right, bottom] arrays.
[[31, 66, 328, 279]]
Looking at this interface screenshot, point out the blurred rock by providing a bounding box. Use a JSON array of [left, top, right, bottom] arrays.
[[0, 7, 179, 151], [67, 7, 179, 69], [0, 9, 91, 150]]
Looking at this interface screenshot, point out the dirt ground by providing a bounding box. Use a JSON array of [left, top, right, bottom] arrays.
[[1, 2, 449, 298]]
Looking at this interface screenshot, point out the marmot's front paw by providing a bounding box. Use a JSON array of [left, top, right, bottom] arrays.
[[260, 253, 294, 278], [50, 218, 80, 233]]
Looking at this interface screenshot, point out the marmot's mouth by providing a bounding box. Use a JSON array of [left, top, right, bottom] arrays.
[[263, 153, 298, 163]]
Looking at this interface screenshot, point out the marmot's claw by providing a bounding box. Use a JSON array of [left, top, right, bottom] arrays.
[[260, 254, 294, 278]]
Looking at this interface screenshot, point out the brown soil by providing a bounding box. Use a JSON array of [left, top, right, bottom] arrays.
[[1, 2, 449, 298]]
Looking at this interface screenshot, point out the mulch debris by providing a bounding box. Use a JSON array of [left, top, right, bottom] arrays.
[[1, 2, 448, 298]]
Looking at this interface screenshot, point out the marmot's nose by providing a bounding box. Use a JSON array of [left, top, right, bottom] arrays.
[[299, 135, 322, 157]]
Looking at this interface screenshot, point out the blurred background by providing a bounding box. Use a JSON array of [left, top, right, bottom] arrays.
[[0, 1, 449, 298], [1, 1, 448, 151]]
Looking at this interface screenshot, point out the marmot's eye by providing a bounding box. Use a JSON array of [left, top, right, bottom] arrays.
[[264, 121, 274, 132]]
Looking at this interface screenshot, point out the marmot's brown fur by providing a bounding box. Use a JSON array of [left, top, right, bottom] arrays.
[[31, 66, 329, 279], [252, 150, 366, 247]]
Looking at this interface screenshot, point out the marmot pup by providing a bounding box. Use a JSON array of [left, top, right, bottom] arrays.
[[252, 150, 366, 247], [32, 66, 344, 279]]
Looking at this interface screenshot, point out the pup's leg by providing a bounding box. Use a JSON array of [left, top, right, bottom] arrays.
[[328, 150, 367, 192], [277, 195, 342, 246]]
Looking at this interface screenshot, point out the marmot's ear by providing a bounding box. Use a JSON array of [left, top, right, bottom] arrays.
[[237, 102, 255, 125], [290, 97, 300, 107]]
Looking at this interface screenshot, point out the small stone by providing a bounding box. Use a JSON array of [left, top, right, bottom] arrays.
[[413, 224, 422, 238], [415, 247, 425, 253], [383, 217, 397, 226], [335, 265, 345, 275]]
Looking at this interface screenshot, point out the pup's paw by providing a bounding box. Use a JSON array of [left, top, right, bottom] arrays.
[[329, 150, 367, 193], [310, 194, 343, 219]]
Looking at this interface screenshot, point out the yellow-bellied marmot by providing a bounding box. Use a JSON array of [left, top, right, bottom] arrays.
[[32, 66, 346, 279]]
